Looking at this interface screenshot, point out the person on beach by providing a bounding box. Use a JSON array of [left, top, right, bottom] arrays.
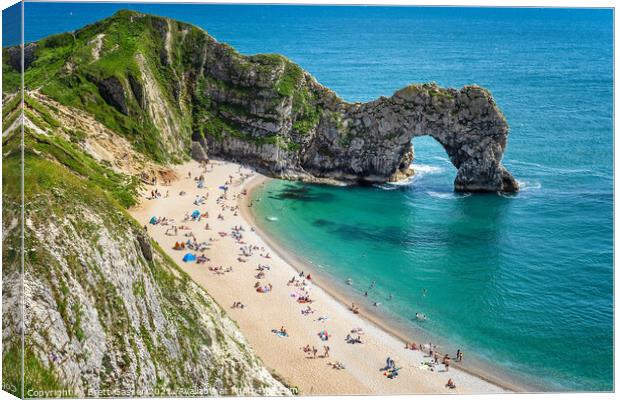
[[312, 347, 318, 359], [323, 345, 330, 358], [458, 350, 464, 362], [456, 349, 461, 361], [382, 357, 395, 371], [231, 301, 245, 309], [446, 378, 456, 389], [443, 354, 451, 371]]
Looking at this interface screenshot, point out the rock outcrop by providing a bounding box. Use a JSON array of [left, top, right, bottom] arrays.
[[5, 42, 37, 71], [298, 83, 519, 192], [89, 75, 128, 115]]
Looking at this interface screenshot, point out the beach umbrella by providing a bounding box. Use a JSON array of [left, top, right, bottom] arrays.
[[191, 210, 200, 218], [218, 185, 228, 191], [182, 253, 197, 262], [149, 216, 158, 224]]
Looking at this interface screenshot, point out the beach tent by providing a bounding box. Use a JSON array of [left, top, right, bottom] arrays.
[[182, 253, 197, 262], [149, 216, 158, 225], [191, 210, 200, 218]]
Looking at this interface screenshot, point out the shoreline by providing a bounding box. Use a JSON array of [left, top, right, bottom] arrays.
[[130, 160, 515, 395], [240, 175, 529, 394]]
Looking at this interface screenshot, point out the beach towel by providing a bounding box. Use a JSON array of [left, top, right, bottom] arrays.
[[182, 253, 197, 262], [271, 329, 288, 337]]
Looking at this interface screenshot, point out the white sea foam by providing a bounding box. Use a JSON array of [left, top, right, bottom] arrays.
[[412, 164, 444, 177], [373, 163, 446, 191], [432, 155, 452, 164], [426, 191, 472, 199], [516, 180, 542, 192], [373, 183, 402, 190]]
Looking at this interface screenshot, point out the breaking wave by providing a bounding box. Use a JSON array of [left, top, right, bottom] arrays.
[[516, 180, 542, 192]]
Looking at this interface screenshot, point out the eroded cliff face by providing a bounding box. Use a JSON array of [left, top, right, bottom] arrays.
[[5, 9, 517, 192]]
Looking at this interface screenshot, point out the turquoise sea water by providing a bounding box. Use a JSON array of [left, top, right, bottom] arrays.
[[19, 3, 613, 392]]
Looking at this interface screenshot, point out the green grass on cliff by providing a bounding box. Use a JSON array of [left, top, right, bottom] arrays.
[[2, 58, 20, 93], [11, 10, 188, 163], [2, 345, 67, 398], [2, 141, 69, 397], [26, 129, 139, 207], [6, 8, 327, 167]]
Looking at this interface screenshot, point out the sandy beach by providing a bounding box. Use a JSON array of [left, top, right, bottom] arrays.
[[129, 159, 509, 395]]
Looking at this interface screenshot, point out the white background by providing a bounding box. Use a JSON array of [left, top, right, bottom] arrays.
[[0, 1, 616, 400]]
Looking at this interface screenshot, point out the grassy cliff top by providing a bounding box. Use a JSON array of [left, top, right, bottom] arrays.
[[3, 9, 327, 164]]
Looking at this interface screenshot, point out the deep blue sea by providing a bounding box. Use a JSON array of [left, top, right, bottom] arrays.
[[11, 3, 613, 392]]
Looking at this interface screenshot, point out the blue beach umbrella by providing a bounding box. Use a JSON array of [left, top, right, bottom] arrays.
[[182, 253, 197, 262], [191, 210, 200, 218], [149, 216, 158, 224]]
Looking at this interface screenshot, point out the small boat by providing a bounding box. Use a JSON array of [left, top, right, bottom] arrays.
[[266, 216, 278, 222]]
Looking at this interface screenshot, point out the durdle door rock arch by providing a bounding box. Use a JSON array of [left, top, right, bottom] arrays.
[[200, 79, 519, 193], [297, 83, 519, 192]]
